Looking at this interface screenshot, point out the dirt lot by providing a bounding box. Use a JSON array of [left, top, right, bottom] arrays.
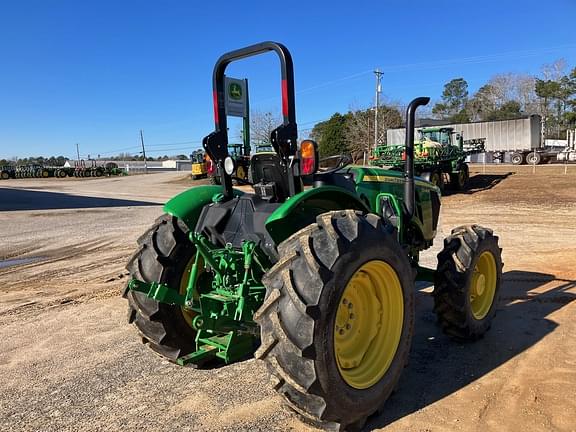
[[1, 165, 575, 431]]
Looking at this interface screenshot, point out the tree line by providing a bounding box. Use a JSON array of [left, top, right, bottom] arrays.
[[311, 59, 576, 157]]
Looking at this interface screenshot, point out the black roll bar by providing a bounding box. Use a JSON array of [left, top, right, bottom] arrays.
[[202, 41, 298, 200]]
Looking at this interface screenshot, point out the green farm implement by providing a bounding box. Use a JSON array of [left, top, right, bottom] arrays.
[[1, 166, 15, 180], [372, 127, 485, 191], [124, 42, 503, 430], [1, 161, 122, 180]]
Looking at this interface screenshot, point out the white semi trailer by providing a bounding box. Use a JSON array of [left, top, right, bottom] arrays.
[[387, 115, 559, 165]]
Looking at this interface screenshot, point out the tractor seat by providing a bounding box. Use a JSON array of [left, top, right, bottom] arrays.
[[250, 152, 289, 202]]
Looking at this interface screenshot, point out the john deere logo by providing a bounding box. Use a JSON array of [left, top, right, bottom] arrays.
[[229, 83, 242, 100]]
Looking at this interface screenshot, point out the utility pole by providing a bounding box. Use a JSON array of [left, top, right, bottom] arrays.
[[374, 69, 384, 152], [140, 129, 148, 174], [76, 143, 80, 161]]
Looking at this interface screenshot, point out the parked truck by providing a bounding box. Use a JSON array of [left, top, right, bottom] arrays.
[[557, 129, 576, 163]]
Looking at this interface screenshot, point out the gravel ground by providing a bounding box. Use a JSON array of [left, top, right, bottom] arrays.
[[0, 166, 575, 431]]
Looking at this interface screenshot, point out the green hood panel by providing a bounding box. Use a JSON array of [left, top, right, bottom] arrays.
[[163, 185, 244, 229]]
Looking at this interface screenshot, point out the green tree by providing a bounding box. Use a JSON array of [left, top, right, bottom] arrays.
[[433, 78, 469, 121], [467, 84, 498, 121], [311, 113, 350, 157], [486, 101, 523, 121], [536, 78, 567, 138]]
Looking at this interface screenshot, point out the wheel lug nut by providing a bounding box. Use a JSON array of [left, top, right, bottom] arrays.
[[349, 313, 355, 319], [342, 298, 348, 305], [339, 329, 345, 335], [346, 324, 351, 330], [348, 303, 353, 309]]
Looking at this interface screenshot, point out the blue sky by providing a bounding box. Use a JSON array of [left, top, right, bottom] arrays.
[[0, 0, 575, 159]]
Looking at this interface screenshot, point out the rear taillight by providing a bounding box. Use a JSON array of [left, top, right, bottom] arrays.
[[299, 140, 318, 176], [207, 159, 216, 174]]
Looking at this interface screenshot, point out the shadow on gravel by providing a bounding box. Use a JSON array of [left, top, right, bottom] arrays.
[[0, 188, 158, 211], [366, 270, 576, 431], [443, 172, 513, 196]]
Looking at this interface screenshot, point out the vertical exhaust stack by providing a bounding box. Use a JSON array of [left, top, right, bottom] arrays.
[[404, 97, 430, 218]]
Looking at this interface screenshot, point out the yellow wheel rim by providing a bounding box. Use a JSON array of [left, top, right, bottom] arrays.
[[178, 257, 201, 328], [236, 165, 246, 180], [334, 260, 404, 389], [470, 251, 497, 320]]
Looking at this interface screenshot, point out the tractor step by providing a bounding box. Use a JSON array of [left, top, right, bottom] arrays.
[[177, 331, 256, 366]]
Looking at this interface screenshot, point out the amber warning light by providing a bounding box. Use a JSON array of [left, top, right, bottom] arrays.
[[300, 140, 318, 176]]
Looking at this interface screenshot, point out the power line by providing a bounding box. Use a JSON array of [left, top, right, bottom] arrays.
[[146, 140, 202, 147], [145, 146, 202, 154]]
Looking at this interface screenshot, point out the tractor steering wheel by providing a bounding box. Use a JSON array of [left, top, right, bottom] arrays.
[[317, 154, 353, 175]]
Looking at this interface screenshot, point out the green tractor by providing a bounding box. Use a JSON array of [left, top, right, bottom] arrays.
[[208, 143, 250, 184], [124, 42, 503, 431], [372, 126, 485, 191], [1, 165, 15, 180]]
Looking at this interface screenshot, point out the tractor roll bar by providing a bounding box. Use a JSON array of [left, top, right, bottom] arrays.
[[202, 42, 298, 200], [404, 97, 430, 218], [212, 41, 296, 131]]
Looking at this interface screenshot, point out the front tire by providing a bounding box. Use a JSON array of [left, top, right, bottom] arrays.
[[124, 214, 198, 361], [255, 210, 415, 431], [434, 225, 503, 340]]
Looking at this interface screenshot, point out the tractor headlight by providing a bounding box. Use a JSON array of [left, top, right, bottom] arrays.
[[224, 156, 235, 176]]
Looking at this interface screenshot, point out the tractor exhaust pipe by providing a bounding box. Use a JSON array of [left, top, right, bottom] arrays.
[[404, 97, 430, 218]]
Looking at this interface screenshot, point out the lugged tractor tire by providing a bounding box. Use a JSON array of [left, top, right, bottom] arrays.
[[124, 214, 198, 361], [450, 164, 469, 191], [434, 225, 503, 340], [208, 174, 220, 185], [255, 210, 415, 431]]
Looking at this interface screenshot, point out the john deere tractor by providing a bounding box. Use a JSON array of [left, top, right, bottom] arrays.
[[124, 42, 503, 431], [372, 127, 485, 191]]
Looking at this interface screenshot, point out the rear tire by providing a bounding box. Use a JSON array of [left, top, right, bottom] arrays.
[[124, 214, 198, 361], [511, 152, 524, 165], [434, 225, 503, 340], [255, 210, 415, 431], [449, 164, 469, 190], [526, 152, 541, 165]]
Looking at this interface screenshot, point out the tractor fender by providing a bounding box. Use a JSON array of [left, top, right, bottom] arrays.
[[163, 185, 244, 230], [265, 186, 370, 245]]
